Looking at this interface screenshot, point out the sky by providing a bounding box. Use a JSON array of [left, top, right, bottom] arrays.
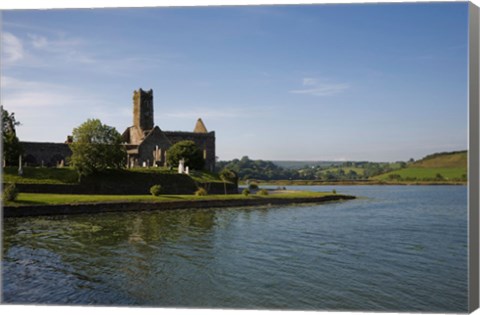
[[0, 2, 470, 162]]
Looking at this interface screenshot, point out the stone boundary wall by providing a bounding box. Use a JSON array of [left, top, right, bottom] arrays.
[[21, 142, 72, 167], [3, 195, 355, 218], [12, 181, 237, 195]]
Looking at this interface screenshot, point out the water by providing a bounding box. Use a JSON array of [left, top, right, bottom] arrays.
[[2, 185, 468, 311]]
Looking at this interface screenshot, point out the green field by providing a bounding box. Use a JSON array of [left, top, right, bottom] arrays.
[[374, 167, 467, 181], [413, 150, 467, 168], [5, 190, 334, 206], [373, 151, 467, 182]]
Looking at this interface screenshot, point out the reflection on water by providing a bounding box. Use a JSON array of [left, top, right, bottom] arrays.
[[3, 185, 468, 311]]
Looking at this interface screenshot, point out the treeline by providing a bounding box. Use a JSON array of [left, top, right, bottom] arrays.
[[217, 156, 406, 181], [216, 156, 300, 180]]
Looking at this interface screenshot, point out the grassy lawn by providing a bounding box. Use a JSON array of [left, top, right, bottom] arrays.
[[374, 167, 467, 181], [2, 166, 225, 185], [3, 167, 79, 184], [6, 191, 335, 206]]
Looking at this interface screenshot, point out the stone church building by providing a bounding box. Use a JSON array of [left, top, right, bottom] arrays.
[[21, 89, 216, 171]]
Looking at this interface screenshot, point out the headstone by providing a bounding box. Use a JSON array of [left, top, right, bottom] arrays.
[[178, 158, 185, 174], [185, 166, 189, 175], [143, 161, 147, 167], [18, 155, 23, 176]]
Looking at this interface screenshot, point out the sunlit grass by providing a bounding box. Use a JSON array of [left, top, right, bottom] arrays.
[[373, 167, 467, 181], [6, 191, 335, 206]]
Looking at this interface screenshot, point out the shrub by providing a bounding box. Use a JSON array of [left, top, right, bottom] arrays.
[[388, 174, 402, 181], [242, 188, 250, 196], [195, 187, 208, 196], [332, 189, 337, 195], [150, 184, 163, 196], [3, 183, 19, 201], [257, 189, 269, 196], [248, 183, 258, 190]]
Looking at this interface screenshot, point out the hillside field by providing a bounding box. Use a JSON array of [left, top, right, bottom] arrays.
[[374, 167, 467, 181], [374, 151, 467, 181]]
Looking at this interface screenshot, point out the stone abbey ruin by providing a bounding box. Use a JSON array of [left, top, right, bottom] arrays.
[[21, 89, 216, 171]]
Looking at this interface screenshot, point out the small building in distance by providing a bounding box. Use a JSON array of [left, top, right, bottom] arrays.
[[21, 88, 216, 171]]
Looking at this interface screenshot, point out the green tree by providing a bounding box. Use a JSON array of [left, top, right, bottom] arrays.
[[1, 107, 23, 166], [219, 168, 238, 195], [166, 140, 204, 170], [69, 119, 126, 180]]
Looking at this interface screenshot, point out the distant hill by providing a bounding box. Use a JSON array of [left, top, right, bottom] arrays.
[[374, 150, 467, 182], [272, 161, 344, 169], [411, 150, 467, 168]]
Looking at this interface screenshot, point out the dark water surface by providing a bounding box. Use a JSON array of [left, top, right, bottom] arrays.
[[2, 185, 468, 311]]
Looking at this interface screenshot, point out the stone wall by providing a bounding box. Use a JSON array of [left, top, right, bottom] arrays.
[[164, 131, 216, 172], [21, 142, 72, 167]]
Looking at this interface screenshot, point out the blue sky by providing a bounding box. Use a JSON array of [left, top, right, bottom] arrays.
[[1, 2, 469, 161]]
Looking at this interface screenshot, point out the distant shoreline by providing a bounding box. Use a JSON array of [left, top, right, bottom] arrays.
[[244, 180, 467, 186], [3, 194, 355, 218]]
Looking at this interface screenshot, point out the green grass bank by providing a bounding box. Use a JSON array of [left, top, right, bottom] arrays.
[[3, 167, 236, 195], [3, 191, 355, 217]]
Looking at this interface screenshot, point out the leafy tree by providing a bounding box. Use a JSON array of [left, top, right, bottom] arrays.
[[347, 170, 358, 180], [69, 119, 126, 180], [219, 168, 238, 195], [166, 140, 204, 170], [220, 168, 238, 184], [1, 107, 23, 166]]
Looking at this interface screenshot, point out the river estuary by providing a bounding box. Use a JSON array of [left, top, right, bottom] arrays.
[[2, 185, 468, 311]]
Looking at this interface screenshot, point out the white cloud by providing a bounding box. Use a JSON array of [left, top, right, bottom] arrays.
[[290, 78, 349, 96], [1, 76, 82, 111], [29, 34, 48, 48], [302, 77, 318, 86], [2, 32, 24, 64], [26, 33, 96, 65]]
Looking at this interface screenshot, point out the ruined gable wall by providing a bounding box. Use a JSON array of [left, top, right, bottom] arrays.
[[163, 131, 216, 172], [21, 142, 72, 167], [137, 129, 172, 166]]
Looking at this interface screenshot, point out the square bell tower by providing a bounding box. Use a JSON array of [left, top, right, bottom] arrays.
[[133, 88, 154, 131]]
